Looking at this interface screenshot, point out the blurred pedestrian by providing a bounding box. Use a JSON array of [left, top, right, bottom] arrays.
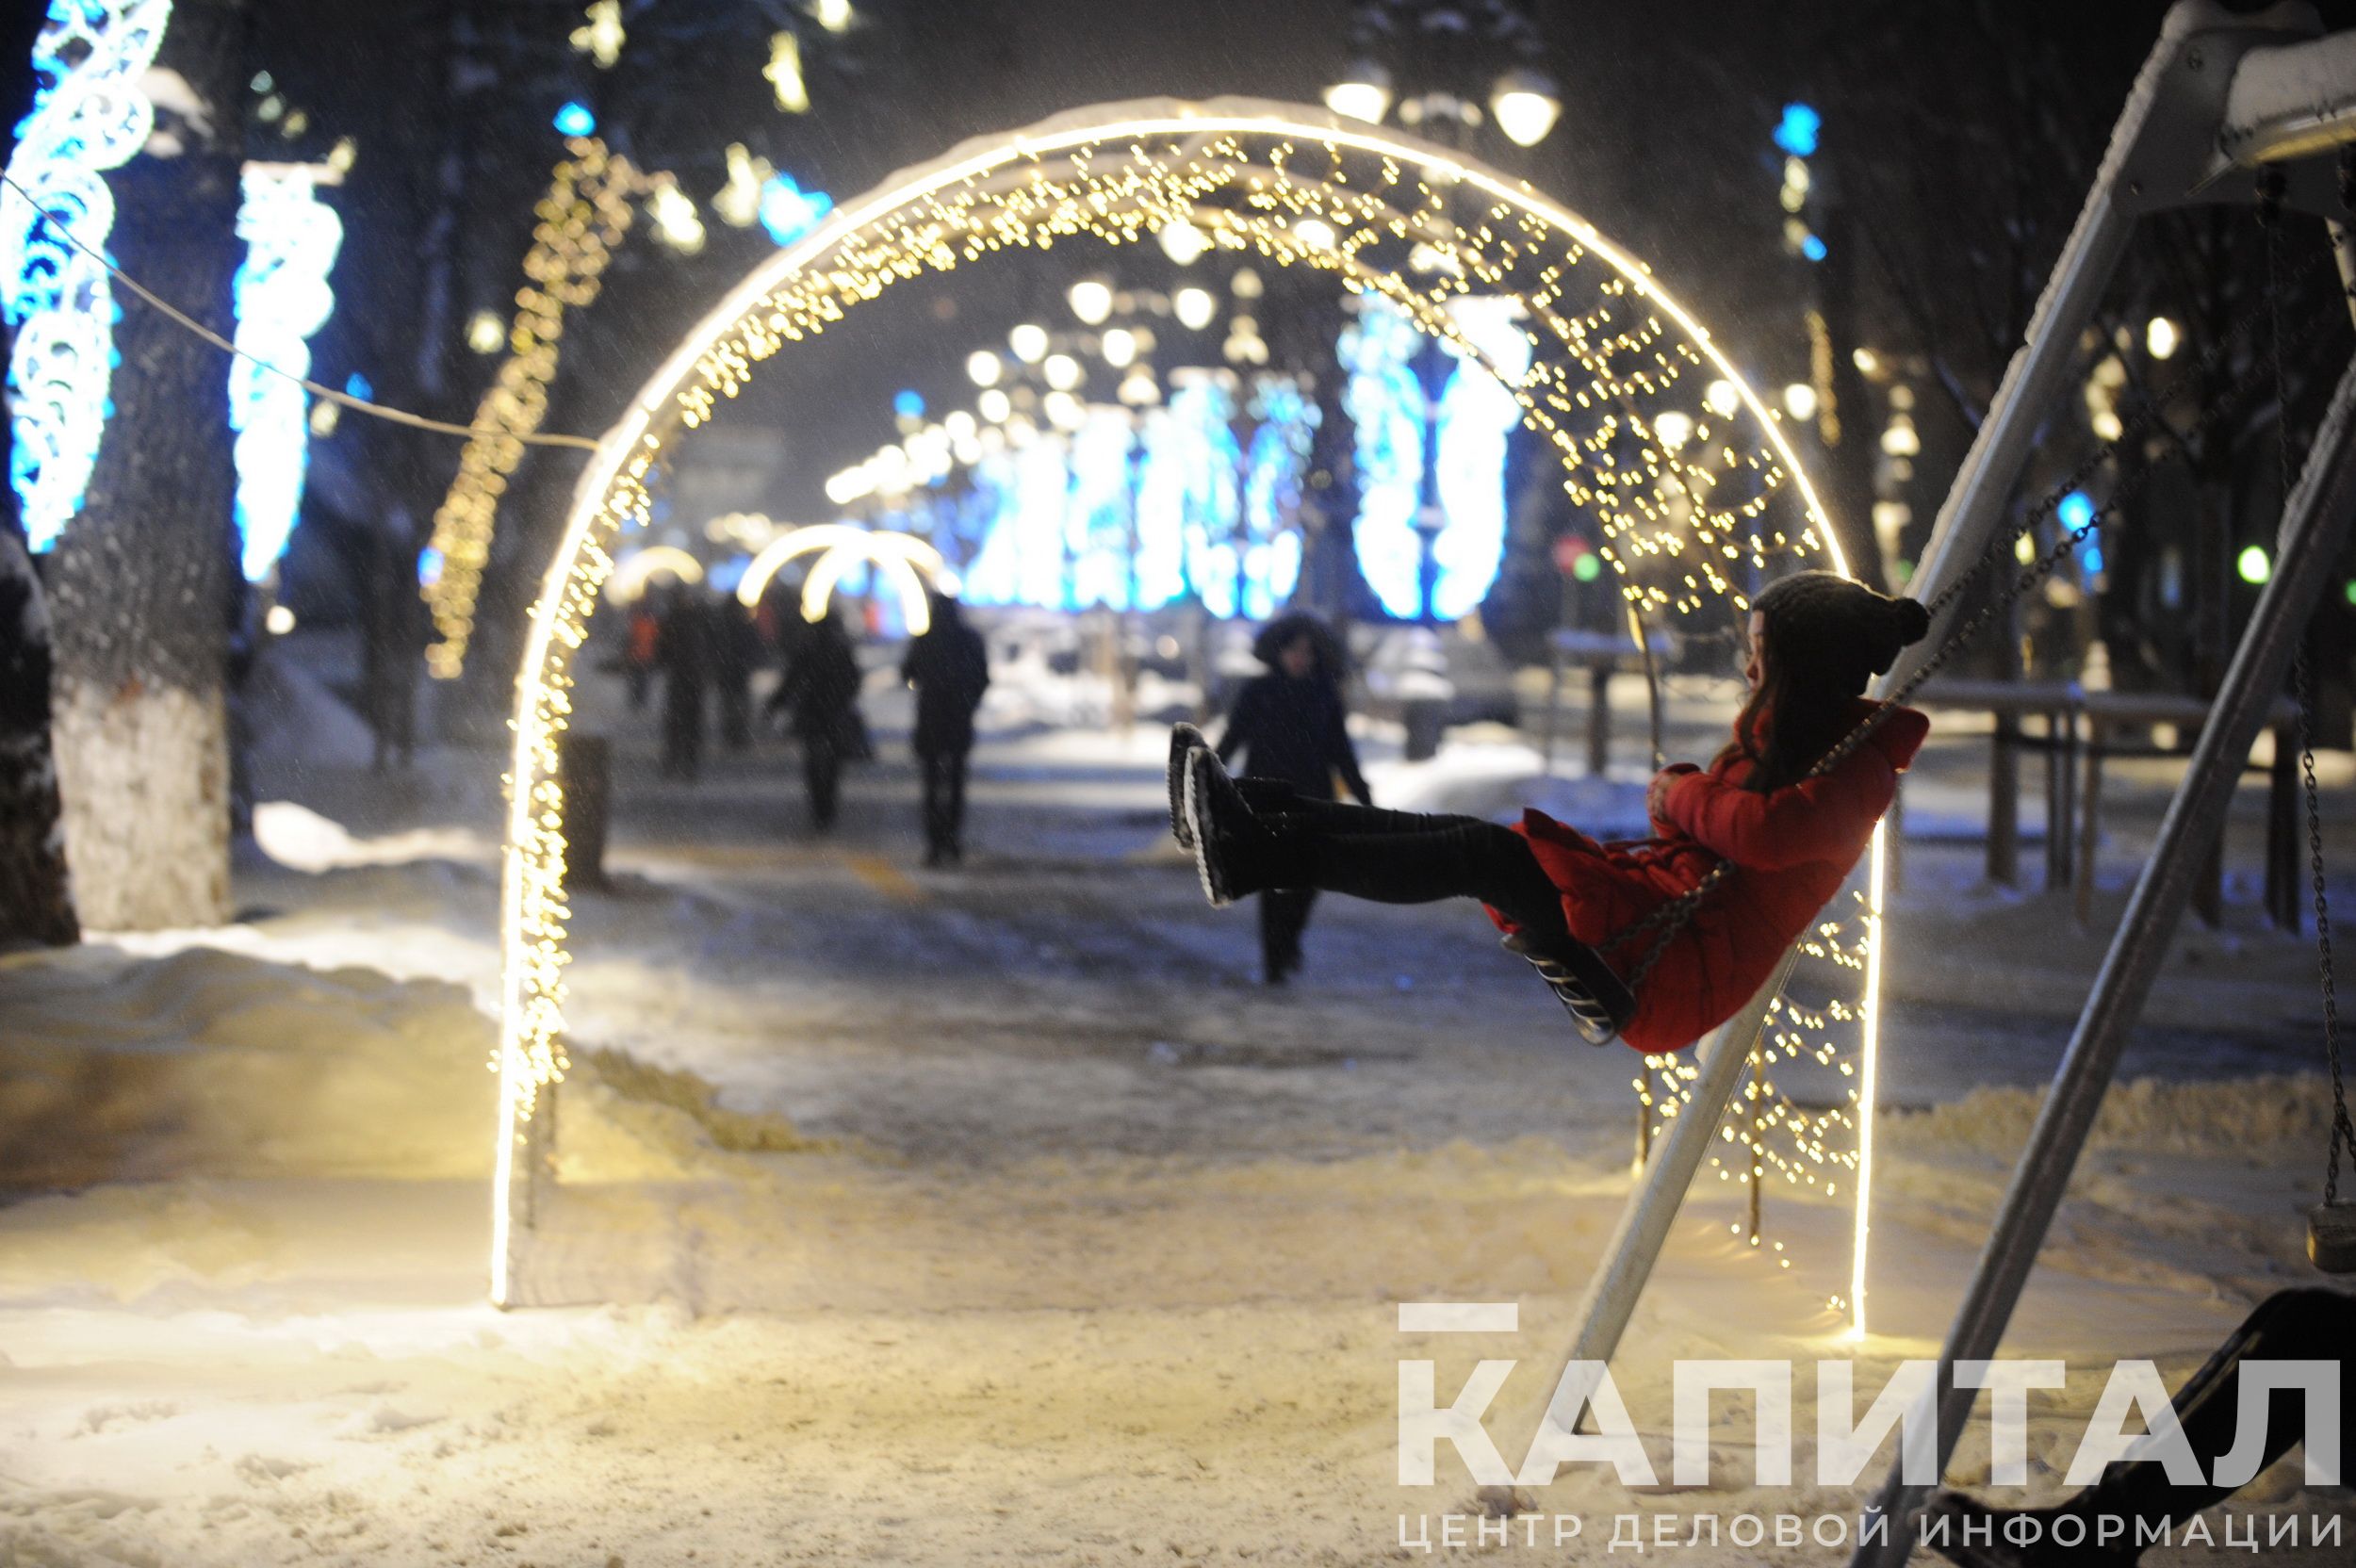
[[624, 596, 662, 711], [713, 596, 761, 752], [656, 587, 716, 781], [901, 592, 990, 866], [361, 529, 428, 773], [1212, 612, 1370, 983], [774, 610, 864, 831]]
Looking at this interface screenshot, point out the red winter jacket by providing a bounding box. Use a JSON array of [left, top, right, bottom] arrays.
[[1492, 699, 1929, 1054]]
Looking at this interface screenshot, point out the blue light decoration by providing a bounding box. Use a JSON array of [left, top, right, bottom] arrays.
[[228, 166, 344, 580], [956, 448, 1022, 604], [1774, 102, 1821, 158], [344, 370, 371, 400], [1158, 377, 1247, 618], [1341, 295, 1528, 621], [1, 0, 174, 552], [892, 387, 924, 419], [1066, 407, 1137, 610], [1236, 375, 1318, 620], [758, 171, 834, 247], [1339, 297, 1428, 619], [2057, 490, 2095, 531], [1800, 233, 1827, 263], [553, 100, 597, 137], [1430, 298, 1531, 621]]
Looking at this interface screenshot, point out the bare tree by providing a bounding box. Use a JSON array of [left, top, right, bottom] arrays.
[[45, 0, 246, 928]]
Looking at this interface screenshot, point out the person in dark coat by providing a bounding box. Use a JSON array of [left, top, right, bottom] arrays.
[[775, 610, 863, 831], [360, 529, 429, 773], [712, 596, 761, 752], [901, 592, 990, 867], [656, 587, 717, 781], [1213, 612, 1370, 983]]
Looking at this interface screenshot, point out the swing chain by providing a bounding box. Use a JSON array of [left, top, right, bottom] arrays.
[[2295, 647, 2350, 1203], [2266, 167, 2356, 1207]]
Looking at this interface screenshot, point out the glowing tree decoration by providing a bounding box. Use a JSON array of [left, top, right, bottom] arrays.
[[1161, 378, 1248, 618], [227, 167, 343, 581], [1238, 375, 1317, 620], [1340, 296, 1427, 619], [1066, 406, 1137, 610], [487, 100, 1875, 1315], [420, 140, 638, 678], [1430, 296, 1530, 620], [1, 0, 174, 552]]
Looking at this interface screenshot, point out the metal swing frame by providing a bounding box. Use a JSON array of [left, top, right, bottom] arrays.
[[1524, 8, 2356, 1556]]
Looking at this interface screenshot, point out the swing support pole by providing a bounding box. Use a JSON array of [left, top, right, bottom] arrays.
[[1854, 351, 2356, 1566], [1541, 954, 1797, 1381]]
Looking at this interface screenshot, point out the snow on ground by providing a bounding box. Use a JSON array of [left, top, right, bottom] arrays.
[[3, 657, 2352, 1565]]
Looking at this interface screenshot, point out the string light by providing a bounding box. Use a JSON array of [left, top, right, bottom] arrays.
[[708, 143, 765, 228], [487, 105, 1860, 1307], [766, 30, 810, 113], [421, 139, 638, 680], [569, 0, 624, 67], [810, 0, 853, 33], [604, 544, 703, 603], [229, 164, 344, 581], [645, 174, 707, 255], [3, 0, 173, 552], [757, 170, 832, 246]]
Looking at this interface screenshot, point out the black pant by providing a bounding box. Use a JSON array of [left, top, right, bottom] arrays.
[[1259, 887, 1317, 979], [804, 736, 841, 829], [663, 682, 705, 779], [919, 746, 969, 858], [1263, 796, 1571, 941], [718, 679, 752, 751]]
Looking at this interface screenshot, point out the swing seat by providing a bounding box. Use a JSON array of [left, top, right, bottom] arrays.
[[2307, 1203, 2356, 1274], [1500, 931, 1638, 1047]]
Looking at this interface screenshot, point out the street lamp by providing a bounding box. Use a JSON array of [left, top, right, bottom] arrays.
[[1323, 58, 1394, 124], [1487, 67, 1561, 148]]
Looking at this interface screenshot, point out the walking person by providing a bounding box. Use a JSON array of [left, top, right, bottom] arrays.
[[624, 596, 661, 712], [713, 597, 761, 753], [1211, 612, 1370, 983], [775, 610, 864, 832], [901, 592, 990, 867], [656, 587, 716, 782], [360, 528, 428, 773], [1171, 573, 1931, 1048]]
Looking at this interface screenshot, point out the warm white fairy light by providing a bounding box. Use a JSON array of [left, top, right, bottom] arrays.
[[767, 30, 810, 113], [603, 544, 703, 603], [733, 522, 954, 633], [570, 0, 624, 67], [421, 140, 638, 680], [712, 142, 771, 228], [486, 99, 1859, 1306]]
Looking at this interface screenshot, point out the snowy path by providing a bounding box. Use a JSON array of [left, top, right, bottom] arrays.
[[3, 667, 2350, 1564]]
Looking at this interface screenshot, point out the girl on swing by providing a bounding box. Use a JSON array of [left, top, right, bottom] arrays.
[[1170, 572, 1933, 1052]]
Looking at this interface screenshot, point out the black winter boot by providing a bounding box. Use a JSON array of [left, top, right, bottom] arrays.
[[1184, 748, 1301, 907], [1499, 930, 1638, 1046], [1168, 724, 1208, 849]]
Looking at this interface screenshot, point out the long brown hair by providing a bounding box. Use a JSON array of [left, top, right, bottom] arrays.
[[1714, 574, 1931, 793]]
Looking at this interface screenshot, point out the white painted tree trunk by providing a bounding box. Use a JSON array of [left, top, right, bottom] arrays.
[[51, 678, 228, 930]]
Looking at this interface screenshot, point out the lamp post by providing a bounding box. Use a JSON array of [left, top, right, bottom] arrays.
[[1322, 0, 1559, 623]]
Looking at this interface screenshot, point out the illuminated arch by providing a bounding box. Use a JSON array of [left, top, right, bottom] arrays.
[[493, 97, 1885, 1324], [601, 544, 705, 604], [734, 522, 959, 634]]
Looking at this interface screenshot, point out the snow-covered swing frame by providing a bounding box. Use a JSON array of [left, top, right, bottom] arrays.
[[487, 96, 1886, 1316]]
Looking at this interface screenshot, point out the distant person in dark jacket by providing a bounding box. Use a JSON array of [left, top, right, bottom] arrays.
[[1214, 612, 1370, 983], [656, 587, 717, 782], [774, 610, 863, 831], [901, 592, 990, 867], [712, 597, 761, 752]]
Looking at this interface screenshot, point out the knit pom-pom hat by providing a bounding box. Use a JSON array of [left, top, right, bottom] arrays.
[[1752, 571, 1932, 697]]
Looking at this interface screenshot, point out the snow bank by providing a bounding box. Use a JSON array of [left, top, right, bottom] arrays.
[[1883, 1071, 2334, 1158], [0, 945, 810, 1191], [250, 800, 480, 874]]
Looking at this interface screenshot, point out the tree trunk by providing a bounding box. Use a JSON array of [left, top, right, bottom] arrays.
[[0, 1, 77, 945], [46, 0, 246, 931]]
